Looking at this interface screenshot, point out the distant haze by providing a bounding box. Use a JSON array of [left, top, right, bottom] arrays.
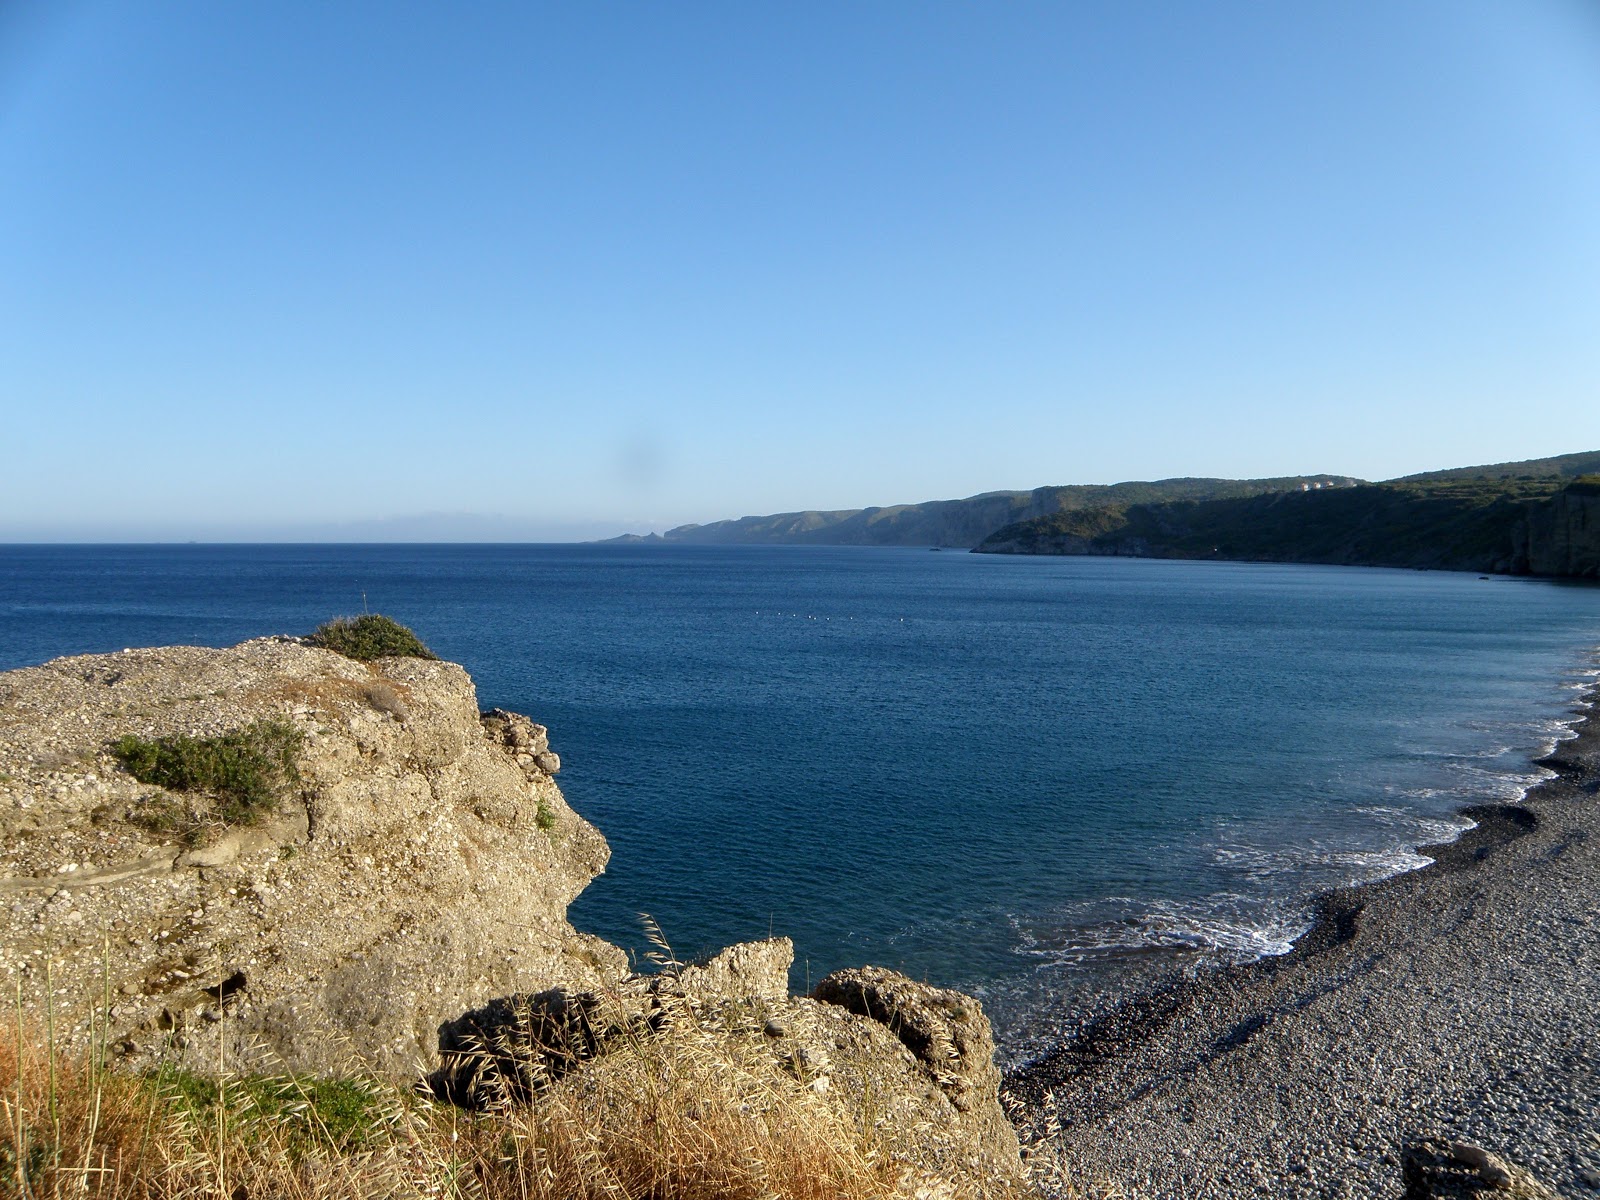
[[0, 514, 648, 545], [3, 2, 1598, 540]]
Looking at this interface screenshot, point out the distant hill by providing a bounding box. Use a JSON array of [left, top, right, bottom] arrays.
[[612, 475, 1361, 549], [976, 455, 1600, 578], [1395, 450, 1600, 484]]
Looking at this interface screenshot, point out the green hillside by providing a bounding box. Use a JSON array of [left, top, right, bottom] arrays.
[[976, 468, 1600, 577], [1395, 450, 1600, 484]]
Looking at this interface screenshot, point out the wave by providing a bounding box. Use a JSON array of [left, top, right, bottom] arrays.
[[1011, 894, 1309, 969], [1002, 796, 1489, 996]]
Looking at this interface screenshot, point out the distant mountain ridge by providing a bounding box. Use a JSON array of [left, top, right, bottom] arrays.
[[605, 451, 1600, 578], [608, 475, 1361, 549]]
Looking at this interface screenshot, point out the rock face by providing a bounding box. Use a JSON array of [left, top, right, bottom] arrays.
[[976, 476, 1600, 579], [0, 637, 625, 1077], [427, 942, 1027, 1197], [0, 637, 1028, 1195], [810, 967, 1026, 1192], [1517, 484, 1600, 578]]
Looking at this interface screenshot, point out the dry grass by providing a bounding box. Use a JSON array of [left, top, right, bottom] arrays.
[[2, 988, 903, 1200]]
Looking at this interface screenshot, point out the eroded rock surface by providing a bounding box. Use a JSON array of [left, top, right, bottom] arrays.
[[426, 942, 1026, 1196], [1, 640, 1029, 1196], [0, 637, 625, 1077]]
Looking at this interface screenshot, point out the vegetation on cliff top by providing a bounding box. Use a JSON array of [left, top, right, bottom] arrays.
[[111, 719, 303, 827], [309, 614, 437, 661]]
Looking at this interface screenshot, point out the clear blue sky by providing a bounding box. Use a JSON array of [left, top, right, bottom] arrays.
[[3, 1, 1598, 540]]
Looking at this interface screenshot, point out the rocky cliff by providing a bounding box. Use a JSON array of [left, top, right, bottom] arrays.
[[0, 637, 625, 1078], [1517, 481, 1600, 578], [0, 636, 1026, 1195]]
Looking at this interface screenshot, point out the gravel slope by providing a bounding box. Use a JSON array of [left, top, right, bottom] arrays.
[[1007, 681, 1600, 1199]]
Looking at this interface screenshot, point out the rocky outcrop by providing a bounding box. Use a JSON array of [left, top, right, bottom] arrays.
[[1516, 483, 1600, 578], [811, 966, 1025, 1192], [0, 637, 625, 1077], [427, 941, 1028, 1196], [1, 638, 1028, 1196]]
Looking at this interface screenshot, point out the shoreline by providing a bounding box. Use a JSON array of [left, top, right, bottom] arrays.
[[1004, 671, 1600, 1198]]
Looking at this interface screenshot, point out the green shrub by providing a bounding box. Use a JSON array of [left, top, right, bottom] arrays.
[[308, 614, 437, 661], [112, 720, 304, 825]]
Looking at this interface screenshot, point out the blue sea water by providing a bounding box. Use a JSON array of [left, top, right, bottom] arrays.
[[2, 544, 1596, 1060]]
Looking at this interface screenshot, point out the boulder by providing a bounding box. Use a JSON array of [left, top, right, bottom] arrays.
[[1402, 1137, 1559, 1199], [670, 936, 793, 1004], [811, 966, 1026, 1191]]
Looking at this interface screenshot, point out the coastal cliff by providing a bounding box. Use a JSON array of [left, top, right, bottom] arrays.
[[977, 476, 1600, 578], [612, 475, 1358, 548], [1518, 478, 1600, 577], [0, 634, 1026, 1197], [0, 636, 624, 1078], [607, 450, 1600, 574]]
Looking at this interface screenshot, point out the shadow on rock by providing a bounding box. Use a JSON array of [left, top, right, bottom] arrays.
[[425, 987, 662, 1108]]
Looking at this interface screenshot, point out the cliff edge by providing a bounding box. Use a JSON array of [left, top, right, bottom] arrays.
[[0, 635, 1026, 1196], [0, 636, 626, 1078]]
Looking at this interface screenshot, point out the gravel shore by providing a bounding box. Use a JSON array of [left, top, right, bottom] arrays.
[[1006, 679, 1600, 1199]]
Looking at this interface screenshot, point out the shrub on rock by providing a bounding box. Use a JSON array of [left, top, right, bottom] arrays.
[[309, 614, 436, 661]]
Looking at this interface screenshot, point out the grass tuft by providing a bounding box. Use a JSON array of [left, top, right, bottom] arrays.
[[111, 720, 303, 826], [308, 614, 437, 662]]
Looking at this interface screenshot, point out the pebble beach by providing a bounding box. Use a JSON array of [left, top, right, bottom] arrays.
[[1007, 676, 1600, 1199]]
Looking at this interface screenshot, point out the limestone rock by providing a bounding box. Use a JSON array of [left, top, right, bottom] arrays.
[[811, 966, 1026, 1191], [2, 638, 1028, 1197], [482, 709, 562, 775], [428, 985, 659, 1107], [0, 637, 625, 1078], [425, 942, 1029, 1195], [670, 936, 793, 1004], [814, 966, 1001, 1113], [427, 938, 791, 1108]]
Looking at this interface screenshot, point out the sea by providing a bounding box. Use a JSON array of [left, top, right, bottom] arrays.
[[3, 544, 1596, 1064]]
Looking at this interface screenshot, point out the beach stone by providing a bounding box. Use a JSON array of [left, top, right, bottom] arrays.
[[1401, 1137, 1559, 1198]]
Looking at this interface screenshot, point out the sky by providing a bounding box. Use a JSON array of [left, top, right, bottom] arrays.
[[2, 1, 1599, 541]]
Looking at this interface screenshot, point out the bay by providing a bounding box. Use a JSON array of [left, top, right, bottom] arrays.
[[2, 544, 1595, 1059]]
